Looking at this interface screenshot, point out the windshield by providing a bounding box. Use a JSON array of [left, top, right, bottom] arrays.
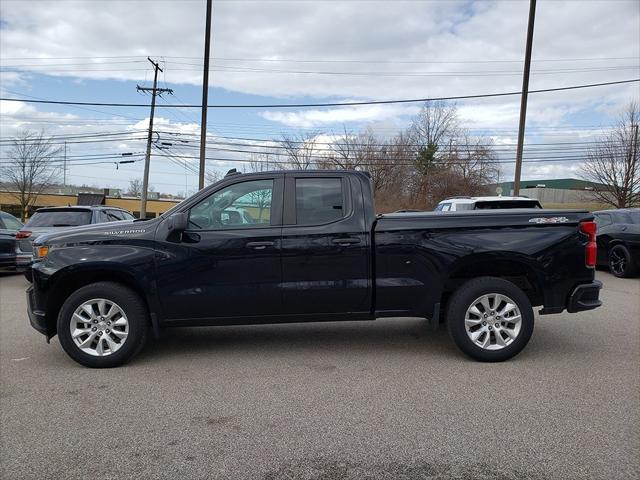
[[26, 210, 92, 227]]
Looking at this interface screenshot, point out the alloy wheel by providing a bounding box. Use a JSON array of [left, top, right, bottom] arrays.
[[70, 298, 129, 356], [609, 248, 626, 276], [464, 293, 522, 350]]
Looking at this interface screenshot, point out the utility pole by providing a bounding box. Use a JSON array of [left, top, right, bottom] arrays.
[[199, 0, 213, 190], [513, 0, 537, 196], [62, 141, 67, 189], [629, 123, 638, 207], [137, 57, 172, 218]]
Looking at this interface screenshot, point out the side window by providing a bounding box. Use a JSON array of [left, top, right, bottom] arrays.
[[106, 210, 124, 221], [120, 211, 135, 221], [94, 211, 109, 223], [440, 203, 452, 212], [595, 214, 612, 227], [295, 178, 344, 225], [189, 179, 273, 230]]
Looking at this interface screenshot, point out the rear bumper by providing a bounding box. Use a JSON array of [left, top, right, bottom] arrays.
[[0, 253, 32, 272], [566, 280, 603, 313]]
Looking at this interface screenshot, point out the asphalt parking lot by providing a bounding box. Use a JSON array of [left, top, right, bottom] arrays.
[[1, 272, 638, 480]]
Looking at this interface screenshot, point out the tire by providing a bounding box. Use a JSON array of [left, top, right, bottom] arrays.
[[608, 244, 637, 278], [446, 277, 534, 362], [57, 282, 148, 368]]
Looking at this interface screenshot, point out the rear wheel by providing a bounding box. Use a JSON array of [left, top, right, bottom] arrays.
[[446, 277, 534, 362], [608, 244, 637, 278], [57, 282, 148, 368]]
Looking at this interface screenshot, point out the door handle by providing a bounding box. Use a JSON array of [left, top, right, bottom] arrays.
[[246, 241, 275, 250], [332, 237, 361, 246]]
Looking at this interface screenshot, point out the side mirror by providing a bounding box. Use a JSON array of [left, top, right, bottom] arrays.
[[167, 212, 189, 231]]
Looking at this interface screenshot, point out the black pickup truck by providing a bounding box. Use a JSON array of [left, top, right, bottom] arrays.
[[27, 170, 602, 367]]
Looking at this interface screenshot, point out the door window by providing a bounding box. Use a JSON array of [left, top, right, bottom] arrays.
[[295, 178, 344, 225], [189, 179, 274, 230]]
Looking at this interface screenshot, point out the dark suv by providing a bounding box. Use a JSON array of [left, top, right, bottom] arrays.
[[593, 208, 640, 278]]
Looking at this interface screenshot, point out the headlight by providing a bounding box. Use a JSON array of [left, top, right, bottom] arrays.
[[34, 245, 49, 259]]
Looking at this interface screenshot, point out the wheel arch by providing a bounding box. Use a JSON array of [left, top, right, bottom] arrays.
[[44, 264, 154, 338], [440, 253, 544, 316]]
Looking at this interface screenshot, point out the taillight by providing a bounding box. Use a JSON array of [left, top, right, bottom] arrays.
[[580, 221, 597, 267], [16, 230, 32, 239]]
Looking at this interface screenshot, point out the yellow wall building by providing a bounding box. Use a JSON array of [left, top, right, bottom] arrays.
[[0, 190, 180, 220]]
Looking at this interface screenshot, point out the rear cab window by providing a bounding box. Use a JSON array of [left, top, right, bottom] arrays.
[[295, 178, 345, 225], [25, 210, 92, 227]]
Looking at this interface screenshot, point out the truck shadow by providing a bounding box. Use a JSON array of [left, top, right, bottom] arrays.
[[137, 317, 460, 361], [135, 316, 602, 364]]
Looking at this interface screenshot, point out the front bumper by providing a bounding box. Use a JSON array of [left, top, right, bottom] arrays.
[[26, 285, 50, 339], [566, 280, 603, 313]]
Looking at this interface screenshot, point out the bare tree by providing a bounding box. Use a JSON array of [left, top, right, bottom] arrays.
[[447, 134, 499, 193], [409, 100, 460, 172], [321, 127, 378, 170], [205, 169, 221, 185], [280, 132, 321, 170], [248, 152, 278, 173], [126, 178, 144, 198], [2, 130, 61, 221], [581, 102, 640, 208]]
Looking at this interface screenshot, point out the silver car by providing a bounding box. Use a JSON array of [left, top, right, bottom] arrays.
[[18, 206, 136, 280]]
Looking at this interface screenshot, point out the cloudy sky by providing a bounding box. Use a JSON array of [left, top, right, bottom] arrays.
[[1, 0, 639, 195]]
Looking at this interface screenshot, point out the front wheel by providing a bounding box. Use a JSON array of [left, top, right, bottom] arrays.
[[57, 282, 148, 368], [446, 277, 534, 362]]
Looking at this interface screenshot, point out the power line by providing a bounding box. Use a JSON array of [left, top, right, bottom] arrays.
[[3, 64, 638, 77], [0, 89, 143, 122], [2, 54, 637, 64], [2, 78, 638, 109], [155, 130, 622, 147]]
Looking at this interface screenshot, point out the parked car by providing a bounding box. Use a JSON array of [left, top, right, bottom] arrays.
[[593, 208, 640, 278], [0, 211, 31, 273], [435, 196, 542, 211], [27, 170, 601, 368], [18, 206, 136, 280]]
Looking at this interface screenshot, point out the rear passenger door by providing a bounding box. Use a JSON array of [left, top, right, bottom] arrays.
[[280, 173, 371, 316]]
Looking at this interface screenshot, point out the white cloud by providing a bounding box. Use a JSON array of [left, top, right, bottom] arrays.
[[0, 0, 638, 185], [260, 104, 420, 128]]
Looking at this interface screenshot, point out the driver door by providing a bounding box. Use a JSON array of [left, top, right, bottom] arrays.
[[155, 176, 284, 321]]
